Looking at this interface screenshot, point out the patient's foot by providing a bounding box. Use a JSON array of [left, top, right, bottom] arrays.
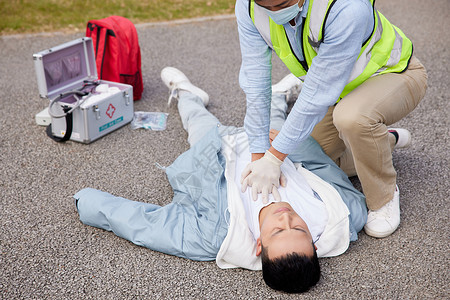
[[272, 74, 303, 103], [161, 67, 209, 107], [364, 185, 400, 238]]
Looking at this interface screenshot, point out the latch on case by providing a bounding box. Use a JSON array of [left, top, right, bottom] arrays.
[[124, 92, 131, 106], [94, 105, 101, 120]]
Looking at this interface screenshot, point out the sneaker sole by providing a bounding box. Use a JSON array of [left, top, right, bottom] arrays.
[[364, 225, 398, 238]]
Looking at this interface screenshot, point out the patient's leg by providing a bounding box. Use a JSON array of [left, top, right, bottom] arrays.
[[270, 92, 289, 132], [161, 67, 220, 147], [177, 91, 220, 147], [270, 74, 302, 131]]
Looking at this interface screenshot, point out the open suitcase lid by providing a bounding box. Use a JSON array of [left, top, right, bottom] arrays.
[[33, 37, 98, 99]]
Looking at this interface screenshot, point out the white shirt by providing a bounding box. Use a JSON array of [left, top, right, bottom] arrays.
[[216, 130, 351, 270], [231, 131, 328, 243]]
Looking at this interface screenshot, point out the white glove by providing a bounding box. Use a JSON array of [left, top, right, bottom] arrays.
[[240, 150, 287, 203]]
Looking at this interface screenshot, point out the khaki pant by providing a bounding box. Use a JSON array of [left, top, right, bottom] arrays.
[[310, 56, 428, 210]]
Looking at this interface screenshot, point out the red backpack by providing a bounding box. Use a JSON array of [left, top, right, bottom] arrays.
[[86, 16, 143, 100]]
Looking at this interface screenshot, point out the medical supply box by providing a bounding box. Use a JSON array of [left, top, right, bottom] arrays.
[[33, 37, 134, 143]]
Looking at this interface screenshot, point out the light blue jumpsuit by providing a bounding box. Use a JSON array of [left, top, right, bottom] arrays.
[[75, 90, 367, 261]]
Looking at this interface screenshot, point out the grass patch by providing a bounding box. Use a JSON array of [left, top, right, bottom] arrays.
[[0, 0, 236, 35]]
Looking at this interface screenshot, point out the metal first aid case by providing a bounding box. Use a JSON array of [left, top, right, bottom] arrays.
[[33, 37, 133, 143]]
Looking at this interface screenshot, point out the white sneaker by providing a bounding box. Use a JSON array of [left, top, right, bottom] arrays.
[[272, 74, 303, 103], [161, 67, 209, 107], [364, 186, 401, 238], [388, 128, 412, 149]]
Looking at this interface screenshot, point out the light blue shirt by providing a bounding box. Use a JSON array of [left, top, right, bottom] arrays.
[[235, 0, 374, 154]]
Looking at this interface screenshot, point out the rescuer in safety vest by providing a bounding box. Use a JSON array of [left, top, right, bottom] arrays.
[[236, 0, 428, 239]]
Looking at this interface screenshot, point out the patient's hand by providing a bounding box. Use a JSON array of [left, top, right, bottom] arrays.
[[269, 129, 280, 145]]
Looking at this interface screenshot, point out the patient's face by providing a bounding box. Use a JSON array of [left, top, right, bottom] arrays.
[[257, 202, 314, 259]]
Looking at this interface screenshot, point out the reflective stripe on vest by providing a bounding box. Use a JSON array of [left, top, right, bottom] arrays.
[[249, 0, 413, 100]]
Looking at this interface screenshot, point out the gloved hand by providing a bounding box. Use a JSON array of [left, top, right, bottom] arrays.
[[241, 150, 287, 203]]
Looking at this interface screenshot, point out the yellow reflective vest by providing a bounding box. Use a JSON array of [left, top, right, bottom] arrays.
[[249, 0, 413, 99]]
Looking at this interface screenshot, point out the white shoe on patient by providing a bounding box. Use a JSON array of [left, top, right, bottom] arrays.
[[161, 67, 209, 107], [364, 185, 401, 238], [272, 74, 303, 103]]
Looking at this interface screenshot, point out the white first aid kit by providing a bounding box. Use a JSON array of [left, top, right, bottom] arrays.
[[33, 37, 134, 143]]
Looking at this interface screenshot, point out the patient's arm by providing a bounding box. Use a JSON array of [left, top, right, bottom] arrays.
[[285, 136, 368, 240], [74, 188, 219, 261]]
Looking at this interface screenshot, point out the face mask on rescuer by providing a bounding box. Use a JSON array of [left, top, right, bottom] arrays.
[[261, 1, 303, 25]]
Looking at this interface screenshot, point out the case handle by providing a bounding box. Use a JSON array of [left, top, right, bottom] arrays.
[[46, 107, 73, 142]]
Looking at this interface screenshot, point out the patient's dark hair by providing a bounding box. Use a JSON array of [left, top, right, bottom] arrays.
[[261, 242, 320, 293]]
